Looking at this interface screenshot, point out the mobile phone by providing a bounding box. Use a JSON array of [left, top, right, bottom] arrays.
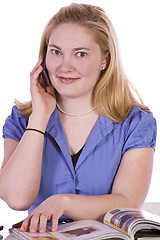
[[41, 46, 51, 87], [0, 224, 3, 231]]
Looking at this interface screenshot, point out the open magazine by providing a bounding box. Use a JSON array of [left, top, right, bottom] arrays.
[[9, 208, 160, 240]]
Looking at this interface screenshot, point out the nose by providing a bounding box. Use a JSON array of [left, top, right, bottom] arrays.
[[60, 55, 74, 72]]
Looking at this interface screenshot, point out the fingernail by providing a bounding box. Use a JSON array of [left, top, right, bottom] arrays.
[[52, 226, 57, 232]]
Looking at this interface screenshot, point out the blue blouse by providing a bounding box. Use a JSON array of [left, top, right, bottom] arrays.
[[2, 106, 157, 215]]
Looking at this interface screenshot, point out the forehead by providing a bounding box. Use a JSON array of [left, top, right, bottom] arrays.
[[48, 23, 98, 47]]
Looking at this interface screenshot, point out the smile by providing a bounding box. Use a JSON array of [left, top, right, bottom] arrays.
[[58, 76, 80, 84]]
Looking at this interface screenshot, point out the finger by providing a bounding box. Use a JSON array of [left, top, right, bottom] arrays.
[[29, 214, 40, 233], [30, 65, 43, 83], [20, 217, 31, 232], [51, 215, 58, 232], [39, 213, 48, 233], [39, 75, 47, 89], [31, 56, 43, 75], [30, 58, 43, 84], [46, 85, 56, 97]]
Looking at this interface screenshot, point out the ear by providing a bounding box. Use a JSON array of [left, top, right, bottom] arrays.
[[101, 52, 110, 70]]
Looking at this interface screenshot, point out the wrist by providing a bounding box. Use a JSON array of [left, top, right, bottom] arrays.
[[28, 113, 50, 132], [61, 194, 73, 217], [25, 128, 45, 136], [55, 194, 70, 217]]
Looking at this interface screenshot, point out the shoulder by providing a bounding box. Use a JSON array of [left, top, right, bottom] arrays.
[[124, 107, 156, 132], [3, 105, 28, 141], [6, 105, 28, 125], [122, 107, 157, 153], [10, 105, 27, 117], [100, 106, 156, 133]]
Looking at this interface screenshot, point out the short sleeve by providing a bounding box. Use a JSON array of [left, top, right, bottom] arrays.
[[122, 108, 157, 155], [2, 106, 28, 141]]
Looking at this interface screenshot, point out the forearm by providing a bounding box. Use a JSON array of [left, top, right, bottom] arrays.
[[20, 192, 132, 233], [64, 149, 153, 221], [63, 193, 133, 222]]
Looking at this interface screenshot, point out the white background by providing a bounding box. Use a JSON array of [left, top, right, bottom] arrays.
[[0, 0, 160, 224]]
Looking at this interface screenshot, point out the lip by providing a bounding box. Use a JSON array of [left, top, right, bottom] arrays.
[[57, 76, 80, 84]]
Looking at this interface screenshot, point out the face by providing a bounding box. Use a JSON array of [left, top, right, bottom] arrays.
[[46, 23, 105, 100]]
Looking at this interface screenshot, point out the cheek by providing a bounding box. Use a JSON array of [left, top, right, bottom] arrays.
[[83, 60, 101, 81], [46, 58, 56, 73], [78, 61, 99, 77], [77, 63, 91, 77]]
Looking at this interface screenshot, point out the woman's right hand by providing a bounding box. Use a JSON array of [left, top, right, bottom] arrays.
[[30, 56, 56, 120]]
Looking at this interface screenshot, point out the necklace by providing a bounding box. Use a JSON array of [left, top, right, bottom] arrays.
[[56, 103, 96, 116]]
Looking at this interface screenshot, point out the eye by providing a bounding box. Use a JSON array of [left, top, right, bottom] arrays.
[[76, 52, 87, 57], [51, 49, 61, 55]]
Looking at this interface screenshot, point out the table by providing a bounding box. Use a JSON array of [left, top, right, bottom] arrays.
[[0, 220, 13, 240], [1, 202, 160, 239]]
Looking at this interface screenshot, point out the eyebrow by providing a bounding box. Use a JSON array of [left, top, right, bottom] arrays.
[[73, 47, 90, 51], [48, 44, 61, 50], [48, 44, 90, 51]]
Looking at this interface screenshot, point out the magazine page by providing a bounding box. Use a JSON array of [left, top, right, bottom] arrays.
[[129, 210, 160, 238], [10, 220, 130, 240], [103, 208, 160, 239], [10, 227, 57, 240], [52, 220, 130, 240]]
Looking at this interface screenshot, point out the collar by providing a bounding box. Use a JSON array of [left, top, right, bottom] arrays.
[[45, 107, 114, 173]]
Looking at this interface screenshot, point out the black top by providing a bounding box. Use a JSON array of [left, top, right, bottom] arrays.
[[71, 146, 84, 169]]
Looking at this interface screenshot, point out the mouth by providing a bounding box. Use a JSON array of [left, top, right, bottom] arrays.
[[57, 76, 80, 84]]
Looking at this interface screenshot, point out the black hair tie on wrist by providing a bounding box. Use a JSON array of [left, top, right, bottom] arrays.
[[25, 128, 45, 136]]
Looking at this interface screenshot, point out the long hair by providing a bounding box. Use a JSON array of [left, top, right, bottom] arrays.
[[15, 3, 149, 122]]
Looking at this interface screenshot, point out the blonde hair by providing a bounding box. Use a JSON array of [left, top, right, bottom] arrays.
[[15, 3, 149, 122]]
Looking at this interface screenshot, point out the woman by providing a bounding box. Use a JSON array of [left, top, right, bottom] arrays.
[[0, 3, 156, 233]]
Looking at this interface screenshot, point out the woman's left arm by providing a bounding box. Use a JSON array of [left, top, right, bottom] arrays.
[[20, 147, 154, 233], [111, 147, 154, 207]]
